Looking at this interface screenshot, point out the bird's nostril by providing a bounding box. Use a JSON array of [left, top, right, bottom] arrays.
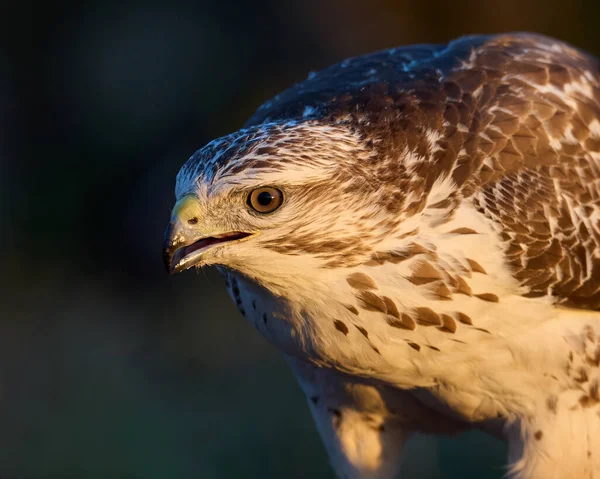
[[188, 217, 199, 225]]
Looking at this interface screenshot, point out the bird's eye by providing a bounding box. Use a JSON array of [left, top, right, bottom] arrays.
[[247, 187, 284, 214]]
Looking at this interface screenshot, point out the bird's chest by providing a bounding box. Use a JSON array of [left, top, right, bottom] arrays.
[[223, 271, 307, 358], [219, 271, 567, 427], [221, 269, 417, 379], [222, 270, 385, 373]]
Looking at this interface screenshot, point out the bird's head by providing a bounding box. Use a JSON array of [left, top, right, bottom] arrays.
[[163, 120, 424, 290]]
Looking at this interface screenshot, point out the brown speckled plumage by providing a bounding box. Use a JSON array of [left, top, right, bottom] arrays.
[[167, 33, 600, 479], [240, 33, 600, 309]]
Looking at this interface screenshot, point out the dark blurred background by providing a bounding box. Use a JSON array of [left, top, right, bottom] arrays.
[[1, 1, 599, 478]]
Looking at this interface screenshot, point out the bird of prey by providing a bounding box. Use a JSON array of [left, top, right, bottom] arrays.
[[163, 33, 600, 478]]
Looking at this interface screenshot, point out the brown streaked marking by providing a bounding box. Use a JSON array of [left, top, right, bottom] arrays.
[[397, 228, 419, 240], [431, 281, 453, 300], [408, 260, 443, 285], [579, 395, 598, 408], [546, 395, 558, 414], [455, 276, 473, 295], [334, 320, 349, 336], [467, 258, 487, 274], [367, 243, 430, 266], [255, 146, 278, 155], [387, 313, 417, 330], [455, 312, 473, 325], [347, 272, 378, 290], [439, 314, 457, 333], [427, 345, 441, 352], [449, 227, 479, 235], [356, 291, 387, 313], [407, 342, 421, 352], [364, 257, 383, 267], [589, 381, 599, 401], [473, 327, 492, 334], [328, 407, 342, 428], [475, 293, 499, 302], [382, 296, 400, 319], [449, 338, 467, 344], [343, 304, 359, 315], [355, 325, 369, 338], [416, 307, 442, 326], [406, 242, 431, 254], [586, 346, 600, 367], [574, 367, 589, 383], [381, 251, 409, 265], [429, 198, 454, 209], [534, 430, 543, 441]]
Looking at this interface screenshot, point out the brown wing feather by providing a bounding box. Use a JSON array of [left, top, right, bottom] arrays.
[[464, 36, 600, 308], [247, 33, 600, 309]]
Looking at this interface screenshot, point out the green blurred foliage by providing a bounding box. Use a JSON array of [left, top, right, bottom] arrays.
[[1, 0, 599, 477]]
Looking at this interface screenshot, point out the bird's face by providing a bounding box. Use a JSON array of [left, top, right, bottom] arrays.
[[163, 179, 294, 275], [163, 122, 398, 287]]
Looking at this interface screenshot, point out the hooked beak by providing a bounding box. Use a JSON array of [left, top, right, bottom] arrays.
[[163, 194, 255, 274]]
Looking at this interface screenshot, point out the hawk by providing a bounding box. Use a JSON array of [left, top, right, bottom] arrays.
[[163, 33, 600, 478]]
